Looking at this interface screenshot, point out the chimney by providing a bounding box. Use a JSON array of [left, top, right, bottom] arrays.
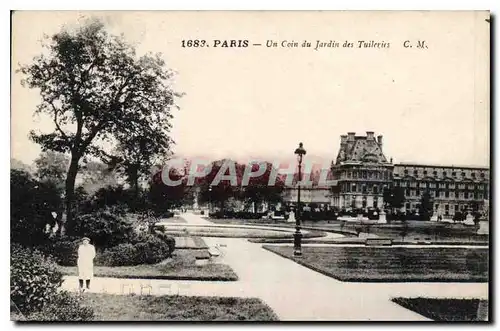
[[340, 135, 347, 145], [347, 132, 355, 141], [377, 135, 383, 146], [366, 131, 374, 140]]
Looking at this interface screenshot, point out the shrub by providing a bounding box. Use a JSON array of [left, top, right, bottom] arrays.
[[41, 236, 81, 266], [27, 291, 94, 321], [68, 207, 134, 248], [11, 169, 62, 247], [96, 234, 173, 266], [156, 232, 176, 256], [10, 244, 63, 314], [95, 243, 139, 267]]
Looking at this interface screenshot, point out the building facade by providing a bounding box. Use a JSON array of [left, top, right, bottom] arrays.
[[393, 163, 490, 216], [330, 131, 394, 210], [328, 131, 490, 217]]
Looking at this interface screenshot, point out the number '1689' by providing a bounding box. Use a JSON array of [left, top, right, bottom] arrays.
[[181, 40, 207, 47]]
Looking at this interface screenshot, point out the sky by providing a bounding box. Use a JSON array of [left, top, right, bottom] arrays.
[[11, 11, 490, 169]]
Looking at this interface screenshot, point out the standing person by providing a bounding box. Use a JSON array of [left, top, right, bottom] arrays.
[[77, 237, 96, 293]]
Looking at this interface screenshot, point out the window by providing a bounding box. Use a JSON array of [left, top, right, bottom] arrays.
[[449, 192, 455, 199], [462, 172, 466, 177], [353, 171, 358, 178], [348, 171, 352, 178], [405, 189, 410, 196], [413, 170, 418, 177], [433, 171, 438, 176], [401, 181, 407, 187], [459, 184, 465, 189], [479, 193, 483, 199], [373, 185, 378, 194], [416, 189, 420, 196], [420, 182, 427, 188], [423, 170, 428, 176], [471, 172, 476, 178], [468, 184, 474, 190], [445, 191, 449, 198], [410, 181, 417, 188], [449, 183, 455, 189], [459, 192, 464, 199], [439, 183, 446, 189], [411, 190, 416, 197], [440, 191, 445, 198], [435, 204, 439, 210]]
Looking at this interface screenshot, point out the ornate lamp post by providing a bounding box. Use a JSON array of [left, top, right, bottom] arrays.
[[294, 142, 306, 256], [208, 186, 213, 214]]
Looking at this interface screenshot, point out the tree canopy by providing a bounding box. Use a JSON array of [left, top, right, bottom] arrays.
[[19, 19, 180, 228]]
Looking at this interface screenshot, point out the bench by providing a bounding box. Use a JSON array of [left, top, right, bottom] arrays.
[[365, 238, 393, 246]]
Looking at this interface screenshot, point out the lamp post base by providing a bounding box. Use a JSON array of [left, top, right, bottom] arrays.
[[293, 231, 302, 257]]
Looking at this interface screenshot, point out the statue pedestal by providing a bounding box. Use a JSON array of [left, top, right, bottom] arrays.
[[430, 215, 438, 222], [377, 212, 387, 224], [464, 213, 475, 226], [288, 211, 296, 223], [477, 221, 489, 235]]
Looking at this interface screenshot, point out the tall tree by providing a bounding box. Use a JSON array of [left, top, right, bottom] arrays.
[[34, 151, 69, 187], [197, 160, 245, 210], [114, 134, 173, 205], [19, 19, 180, 229], [418, 190, 434, 221], [383, 186, 405, 213], [243, 162, 284, 212]]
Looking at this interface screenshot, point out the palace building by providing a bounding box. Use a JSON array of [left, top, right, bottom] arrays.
[[330, 132, 394, 210], [329, 131, 490, 217]]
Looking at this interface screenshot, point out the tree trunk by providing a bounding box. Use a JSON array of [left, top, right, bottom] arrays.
[[63, 154, 80, 235]]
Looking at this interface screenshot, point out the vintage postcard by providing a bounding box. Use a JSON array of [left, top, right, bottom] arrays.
[[10, 11, 490, 322]]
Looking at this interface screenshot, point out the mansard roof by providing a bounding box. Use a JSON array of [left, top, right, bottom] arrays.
[[336, 134, 388, 164]]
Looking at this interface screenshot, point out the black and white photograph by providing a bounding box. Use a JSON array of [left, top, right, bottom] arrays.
[[10, 10, 490, 322]]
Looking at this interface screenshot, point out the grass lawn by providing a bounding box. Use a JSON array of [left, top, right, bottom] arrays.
[[263, 246, 488, 282], [329, 221, 488, 243], [82, 293, 279, 321], [172, 236, 208, 249], [392, 297, 489, 321], [59, 250, 238, 281]]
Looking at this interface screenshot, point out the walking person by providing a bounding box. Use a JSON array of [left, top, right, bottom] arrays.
[[77, 237, 96, 293]]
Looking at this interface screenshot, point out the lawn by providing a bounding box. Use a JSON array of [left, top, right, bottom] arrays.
[[392, 297, 489, 321], [82, 293, 279, 321], [263, 246, 488, 282], [59, 250, 238, 281], [172, 236, 208, 249], [329, 220, 488, 243]]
